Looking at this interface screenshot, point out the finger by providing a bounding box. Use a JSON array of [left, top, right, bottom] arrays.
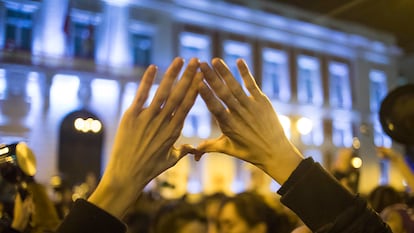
[[198, 80, 230, 123], [169, 71, 203, 132], [130, 65, 157, 115], [236, 58, 263, 99], [149, 57, 185, 111], [200, 62, 241, 112], [160, 58, 199, 118], [148, 71, 202, 148], [211, 58, 250, 105]]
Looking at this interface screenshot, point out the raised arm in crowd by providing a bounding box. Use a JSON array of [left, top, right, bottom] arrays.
[[55, 57, 392, 233]]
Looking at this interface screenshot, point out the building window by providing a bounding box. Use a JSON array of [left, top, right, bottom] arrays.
[[179, 32, 212, 138], [223, 40, 252, 85], [332, 120, 353, 147], [297, 55, 323, 106], [373, 119, 392, 147], [329, 62, 351, 109], [73, 22, 95, 59], [131, 34, 152, 67], [4, 7, 34, 51], [262, 48, 290, 101], [369, 70, 387, 113], [179, 32, 211, 62], [301, 120, 323, 146], [303, 149, 323, 164]]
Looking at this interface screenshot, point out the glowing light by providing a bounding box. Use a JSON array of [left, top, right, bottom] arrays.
[[351, 157, 362, 169], [387, 122, 395, 131], [0, 147, 10, 156], [74, 118, 102, 133], [278, 115, 291, 137], [352, 137, 361, 149], [90, 119, 102, 133], [50, 175, 62, 187], [296, 117, 313, 135], [74, 118, 85, 132]]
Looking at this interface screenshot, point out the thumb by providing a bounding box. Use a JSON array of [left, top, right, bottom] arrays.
[[197, 135, 229, 155]]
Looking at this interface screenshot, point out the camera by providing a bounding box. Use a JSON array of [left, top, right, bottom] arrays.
[[0, 142, 37, 184]]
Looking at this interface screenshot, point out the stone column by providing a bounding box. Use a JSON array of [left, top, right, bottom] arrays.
[[96, 2, 132, 67], [32, 0, 68, 56]]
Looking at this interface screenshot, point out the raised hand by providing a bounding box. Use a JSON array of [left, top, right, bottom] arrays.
[[11, 193, 33, 232], [88, 57, 201, 219], [197, 58, 303, 185]]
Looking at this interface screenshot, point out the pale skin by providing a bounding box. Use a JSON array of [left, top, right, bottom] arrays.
[[87, 57, 304, 220], [88, 57, 202, 219], [196, 58, 304, 185]]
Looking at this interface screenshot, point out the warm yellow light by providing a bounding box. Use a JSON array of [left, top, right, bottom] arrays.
[[387, 122, 394, 131], [352, 137, 360, 149], [74, 118, 85, 131], [0, 147, 10, 156], [296, 117, 313, 135], [91, 119, 102, 133], [351, 157, 362, 169], [278, 115, 291, 135], [74, 118, 102, 133], [50, 175, 62, 187]]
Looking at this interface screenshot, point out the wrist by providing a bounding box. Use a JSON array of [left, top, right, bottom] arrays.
[[11, 220, 26, 232], [262, 144, 304, 185], [87, 177, 144, 219]]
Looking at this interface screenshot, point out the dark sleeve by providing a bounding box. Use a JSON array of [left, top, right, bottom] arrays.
[[277, 157, 391, 233], [0, 227, 21, 233], [56, 199, 127, 233]]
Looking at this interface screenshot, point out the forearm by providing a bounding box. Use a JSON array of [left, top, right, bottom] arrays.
[[9, 223, 24, 233], [261, 142, 304, 185], [277, 158, 391, 233]]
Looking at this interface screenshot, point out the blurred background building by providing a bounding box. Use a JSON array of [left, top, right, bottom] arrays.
[[0, 0, 413, 197]]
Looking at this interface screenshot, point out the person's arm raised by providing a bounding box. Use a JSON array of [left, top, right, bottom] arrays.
[[197, 58, 392, 233], [88, 57, 201, 219], [197, 58, 303, 184]]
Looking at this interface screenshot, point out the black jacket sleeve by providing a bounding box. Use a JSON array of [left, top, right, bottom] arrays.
[[55, 199, 126, 233], [277, 157, 392, 233], [0, 227, 20, 233]]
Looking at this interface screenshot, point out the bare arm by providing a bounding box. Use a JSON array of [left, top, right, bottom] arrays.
[[87, 57, 201, 219]]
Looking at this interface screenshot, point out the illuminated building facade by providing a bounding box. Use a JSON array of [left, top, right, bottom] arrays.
[[0, 0, 402, 194]]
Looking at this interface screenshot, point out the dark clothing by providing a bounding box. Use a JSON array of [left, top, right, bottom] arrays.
[[278, 157, 391, 233], [56, 199, 126, 233], [0, 227, 20, 233], [56, 157, 391, 233]]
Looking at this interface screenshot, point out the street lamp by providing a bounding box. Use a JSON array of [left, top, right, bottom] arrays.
[[278, 114, 291, 138], [296, 117, 313, 135]]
